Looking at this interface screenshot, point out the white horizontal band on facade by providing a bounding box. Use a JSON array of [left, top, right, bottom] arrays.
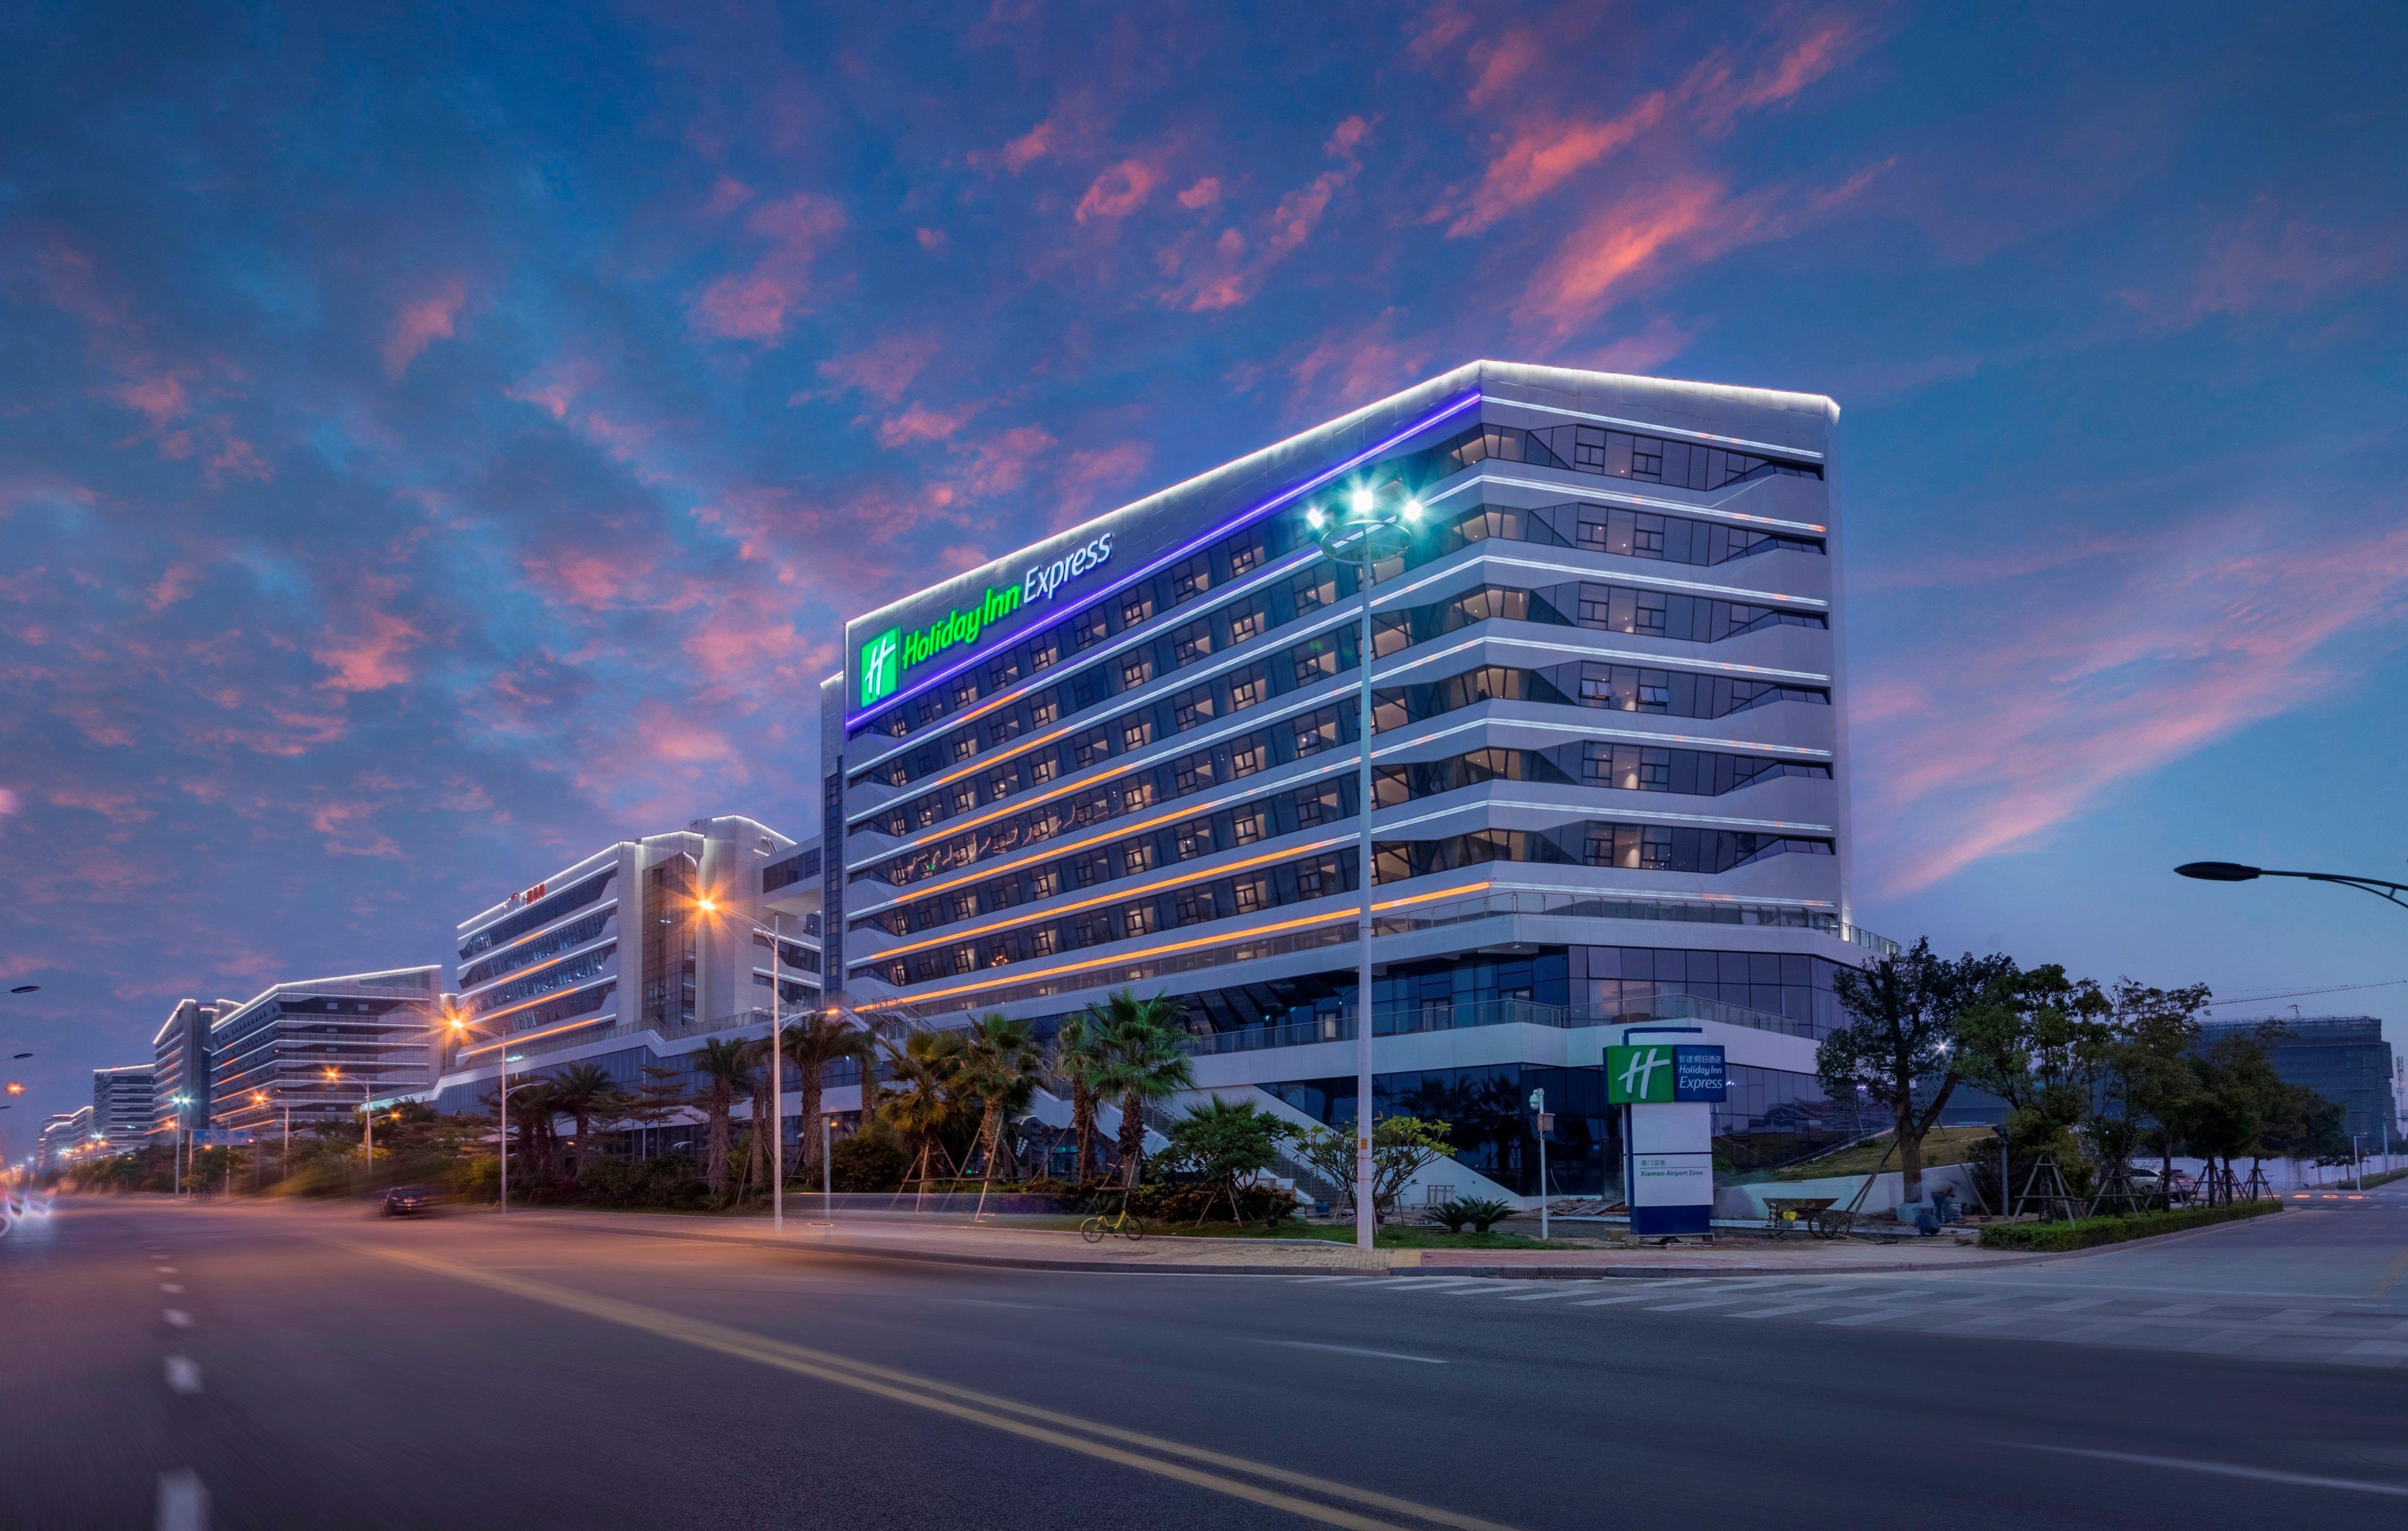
[[1389, 713, 1830, 760], [1482, 397, 1826, 462], [1381, 631, 1829, 684], [1420, 469, 1828, 535], [458, 930, 620, 1001], [1373, 799, 1834, 836], [1479, 878, 1837, 911]]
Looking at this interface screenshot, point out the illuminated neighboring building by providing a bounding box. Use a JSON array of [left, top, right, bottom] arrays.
[[151, 998, 237, 1138], [36, 1111, 83, 1172], [823, 361, 1890, 1201], [210, 966, 446, 1140], [91, 1064, 154, 1151], [421, 818, 823, 1148]]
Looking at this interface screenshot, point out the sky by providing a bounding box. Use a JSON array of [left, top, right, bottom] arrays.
[[5, 2, 2407, 1129]]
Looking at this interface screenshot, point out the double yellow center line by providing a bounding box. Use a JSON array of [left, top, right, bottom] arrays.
[[354, 1244, 1519, 1531]]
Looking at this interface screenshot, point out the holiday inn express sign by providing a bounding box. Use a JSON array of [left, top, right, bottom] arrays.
[[1606, 1043, 1728, 1105], [858, 532, 1115, 709]]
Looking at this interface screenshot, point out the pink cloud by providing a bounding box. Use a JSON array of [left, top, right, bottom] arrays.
[[701, 174, 754, 219], [112, 372, 190, 427], [47, 785, 154, 824], [877, 402, 979, 447], [692, 191, 848, 343], [915, 226, 949, 250], [382, 277, 469, 379], [955, 424, 1057, 497], [1444, 97, 1669, 237], [311, 607, 420, 693], [309, 800, 401, 859], [1689, 14, 1868, 135], [2127, 199, 2408, 329], [1463, 29, 1542, 107], [1075, 155, 1168, 224], [1580, 314, 1695, 376], [815, 333, 940, 403], [145, 562, 201, 610], [995, 117, 1061, 172], [0, 787, 21, 816], [1288, 308, 1438, 410], [1177, 177, 1221, 211], [1861, 512, 2408, 892], [1524, 175, 1746, 334], [505, 358, 602, 421], [1163, 119, 1371, 314]]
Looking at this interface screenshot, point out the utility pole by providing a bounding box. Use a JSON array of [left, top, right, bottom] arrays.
[[1528, 1088, 1551, 1241]]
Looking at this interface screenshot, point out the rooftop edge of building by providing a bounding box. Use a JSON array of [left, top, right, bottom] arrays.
[[841, 359, 1839, 646]]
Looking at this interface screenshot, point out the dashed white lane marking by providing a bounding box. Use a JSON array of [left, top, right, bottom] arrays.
[[2003, 1442, 2408, 1498], [164, 1309, 193, 1329], [2338, 1340, 2408, 1366], [1728, 1302, 1840, 1320], [156, 1470, 208, 1531], [2267, 1308, 2334, 1325], [160, 1283, 184, 1294], [1243, 1338, 1450, 1365], [2180, 1330, 2265, 1354], [1822, 1308, 1918, 1327], [2142, 1302, 2215, 1318], [164, 1356, 202, 1394], [1933, 1313, 2024, 1335]]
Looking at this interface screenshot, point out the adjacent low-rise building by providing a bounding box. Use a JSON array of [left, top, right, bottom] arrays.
[[2200, 1015, 2398, 1147], [210, 966, 447, 1141], [423, 816, 823, 1153], [151, 998, 237, 1140], [36, 1110, 84, 1172], [92, 1063, 154, 1151]]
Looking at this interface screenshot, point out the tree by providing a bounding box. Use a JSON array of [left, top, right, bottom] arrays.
[[690, 1037, 757, 1200], [2096, 980, 2210, 1196], [782, 1009, 873, 1182], [1090, 990, 1196, 1187], [952, 1014, 1044, 1187], [1956, 964, 2111, 1195], [877, 1029, 967, 1189], [1294, 1114, 1454, 1223], [1050, 1010, 1110, 1184], [506, 1078, 565, 1184], [739, 1034, 778, 1199], [547, 1064, 625, 1182], [1814, 939, 2015, 1205], [1160, 1098, 1292, 1223]]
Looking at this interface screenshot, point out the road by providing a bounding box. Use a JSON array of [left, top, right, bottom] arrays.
[[4, 1188, 2406, 1530]]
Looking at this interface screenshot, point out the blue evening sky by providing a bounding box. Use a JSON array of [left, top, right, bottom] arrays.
[[5, 2, 2405, 1124]]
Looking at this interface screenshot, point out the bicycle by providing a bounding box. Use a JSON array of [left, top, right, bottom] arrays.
[[1079, 1202, 1147, 1243]]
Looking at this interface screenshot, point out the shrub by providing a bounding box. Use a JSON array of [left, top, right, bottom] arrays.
[[1426, 1196, 1517, 1234], [1978, 1197, 2279, 1252], [829, 1134, 909, 1193], [1123, 1179, 1299, 1225]]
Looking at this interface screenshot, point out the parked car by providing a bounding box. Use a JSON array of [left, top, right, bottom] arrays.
[[2126, 1167, 2197, 1205], [381, 1184, 441, 1217]]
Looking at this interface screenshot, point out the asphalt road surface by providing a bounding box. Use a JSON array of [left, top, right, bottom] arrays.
[[5, 1189, 2406, 1530]]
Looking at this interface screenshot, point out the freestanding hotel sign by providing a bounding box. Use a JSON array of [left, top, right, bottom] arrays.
[[1609, 1029, 1726, 1237]]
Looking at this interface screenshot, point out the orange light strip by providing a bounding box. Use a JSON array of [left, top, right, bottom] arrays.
[[857, 834, 1354, 963], [456, 1010, 617, 1055], [857, 881, 1488, 1010]]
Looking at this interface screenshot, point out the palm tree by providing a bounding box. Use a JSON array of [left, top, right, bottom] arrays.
[[954, 1014, 1043, 1187], [740, 1033, 778, 1199], [1093, 990, 1197, 1187], [507, 1077, 564, 1183], [782, 1009, 872, 1182], [690, 1037, 757, 1200], [877, 1029, 966, 1191], [1052, 1011, 1109, 1185], [548, 1064, 622, 1182]]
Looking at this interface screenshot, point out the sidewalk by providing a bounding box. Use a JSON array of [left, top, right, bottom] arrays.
[[499, 1207, 2038, 1278]]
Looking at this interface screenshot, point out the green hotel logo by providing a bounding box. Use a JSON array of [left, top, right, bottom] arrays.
[[859, 627, 901, 707]]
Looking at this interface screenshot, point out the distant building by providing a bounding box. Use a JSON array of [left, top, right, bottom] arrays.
[[211, 966, 447, 1141], [36, 1111, 82, 1172], [2199, 1015, 2397, 1146], [152, 998, 237, 1138], [423, 816, 822, 1151], [91, 1064, 154, 1151]]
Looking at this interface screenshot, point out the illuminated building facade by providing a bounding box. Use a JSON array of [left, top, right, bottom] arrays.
[[824, 361, 1892, 1202]]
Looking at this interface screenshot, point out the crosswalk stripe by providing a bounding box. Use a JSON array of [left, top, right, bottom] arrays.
[[1727, 1303, 1835, 1320], [2180, 1330, 2265, 1354], [2337, 1340, 2408, 1367], [1933, 1313, 2023, 1334], [1822, 1309, 1917, 1327], [2031, 1297, 2109, 1312], [1500, 1288, 1584, 1302], [1573, 1293, 1666, 1307], [1646, 1298, 1742, 1312]]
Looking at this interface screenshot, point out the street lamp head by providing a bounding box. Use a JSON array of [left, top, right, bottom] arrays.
[[695, 895, 722, 916], [1348, 486, 1373, 515], [1305, 506, 1325, 529], [10, 985, 37, 994], [2176, 861, 2262, 883]]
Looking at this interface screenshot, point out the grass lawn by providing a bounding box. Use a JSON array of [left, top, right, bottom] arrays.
[[1763, 1125, 1996, 1182]]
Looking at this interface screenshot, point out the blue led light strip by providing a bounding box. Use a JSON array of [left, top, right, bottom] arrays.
[[846, 390, 1483, 728]]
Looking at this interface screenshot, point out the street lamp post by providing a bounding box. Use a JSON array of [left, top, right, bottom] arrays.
[[2175, 861, 2408, 911], [446, 1011, 512, 1213], [697, 896, 790, 1237], [169, 1093, 193, 1196], [1308, 477, 1427, 1254], [325, 1069, 371, 1177]]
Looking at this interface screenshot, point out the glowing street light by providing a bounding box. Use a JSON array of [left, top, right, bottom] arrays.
[[1306, 476, 1432, 1254], [445, 1005, 515, 1213], [692, 889, 798, 1236]]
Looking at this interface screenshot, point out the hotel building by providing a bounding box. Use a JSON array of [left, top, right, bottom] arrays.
[[210, 966, 447, 1140], [420, 816, 824, 1138], [823, 361, 1891, 1203], [150, 998, 235, 1140], [91, 1063, 155, 1151]]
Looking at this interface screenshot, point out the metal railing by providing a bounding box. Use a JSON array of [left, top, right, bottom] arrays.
[[1181, 989, 1819, 1058]]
